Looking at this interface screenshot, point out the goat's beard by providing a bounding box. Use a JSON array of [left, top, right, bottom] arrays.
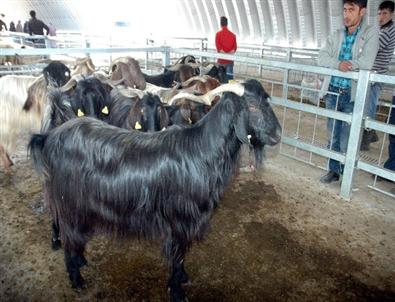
[[249, 137, 265, 169], [253, 144, 265, 168]]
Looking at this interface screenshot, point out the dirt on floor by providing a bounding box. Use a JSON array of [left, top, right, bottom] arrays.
[[0, 147, 395, 302]]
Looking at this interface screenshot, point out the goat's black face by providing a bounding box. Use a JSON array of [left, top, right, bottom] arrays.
[[216, 66, 227, 84], [43, 61, 71, 87], [73, 78, 111, 121], [137, 94, 169, 132], [243, 79, 282, 147]]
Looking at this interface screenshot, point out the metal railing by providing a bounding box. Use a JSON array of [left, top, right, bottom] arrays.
[[1, 45, 394, 199]]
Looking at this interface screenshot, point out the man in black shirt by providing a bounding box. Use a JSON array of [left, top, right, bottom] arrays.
[[28, 10, 49, 47], [0, 14, 7, 31]]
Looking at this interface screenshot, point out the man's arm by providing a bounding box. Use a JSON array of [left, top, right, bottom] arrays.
[[1, 20, 8, 31], [349, 26, 379, 71], [42, 21, 49, 35], [318, 32, 341, 69], [215, 32, 222, 52], [28, 22, 33, 36]]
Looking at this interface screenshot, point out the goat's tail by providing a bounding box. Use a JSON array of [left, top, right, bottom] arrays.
[[28, 133, 49, 177]]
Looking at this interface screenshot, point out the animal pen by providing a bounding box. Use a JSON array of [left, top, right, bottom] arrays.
[[1, 41, 394, 199], [1, 38, 395, 302]]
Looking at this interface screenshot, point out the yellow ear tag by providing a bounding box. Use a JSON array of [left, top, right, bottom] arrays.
[[101, 106, 109, 114], [188, 118, 192, 124], [77, 109, 85, 117], [134, 121, 142, 129]]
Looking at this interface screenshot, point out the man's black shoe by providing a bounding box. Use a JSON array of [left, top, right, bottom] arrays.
[[367, 130, 379, 143], [320, 171, 340, 184], [360, 130, 370, 151]]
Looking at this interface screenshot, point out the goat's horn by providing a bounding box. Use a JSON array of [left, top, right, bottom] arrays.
[[181, 75, 209, 87], [60, 74, 84, 92], [76, 57, 89, 63], [206, 82, 245, 99], [168, 92, 209, 106], [169, 83, 245, 106], [86, 59, 95, 72], [184, 62, 201, 69], [117, 87, 145, 99], [166, 63, 182, 71]]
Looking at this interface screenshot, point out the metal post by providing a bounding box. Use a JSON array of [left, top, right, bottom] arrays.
[[340, 70, 370, 199], [145, 38, 149, 71], [259, 44, 264, 77], [282, 49, 292, 98], [162, 46, 170, 67]]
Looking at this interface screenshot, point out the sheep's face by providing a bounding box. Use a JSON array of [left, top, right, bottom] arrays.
[[43, 61, 71, 87], [244, 79, 282, 147]]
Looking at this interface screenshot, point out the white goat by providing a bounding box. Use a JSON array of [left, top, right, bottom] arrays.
[[0, 75, 39, 174]]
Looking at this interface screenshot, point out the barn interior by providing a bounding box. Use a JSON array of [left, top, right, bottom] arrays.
[[0, 1, 394, 301]]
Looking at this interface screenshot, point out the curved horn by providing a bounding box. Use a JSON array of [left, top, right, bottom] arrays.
[[168, 83, 245, 106], [181, 75, 210, 87], [168, 92, 210, 106], [86, 58, 96, 72], [117, 87, 145, 99], [166, 63, 183, 71], [184, 62, 201, 69], [60, 74, 84, 92]]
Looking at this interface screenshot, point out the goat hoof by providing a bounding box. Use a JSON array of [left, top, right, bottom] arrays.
[[179, 272, 191, 285], [70, 274, 85, 290], [77, 255, 88, 268], [51, 239, 61, 250], [168, 287, 188, 302]]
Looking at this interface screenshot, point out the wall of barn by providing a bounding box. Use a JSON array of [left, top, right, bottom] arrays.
[[0, 0, 388, 48]]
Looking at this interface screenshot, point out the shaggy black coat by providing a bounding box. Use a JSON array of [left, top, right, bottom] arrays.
[[143, 69, 177, 88], [206, 65, 227, 84], [29, 79, 281, 301]]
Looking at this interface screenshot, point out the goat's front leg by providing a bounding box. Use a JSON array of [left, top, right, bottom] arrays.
[[0, 145, 13, 175], [163, 238, 189, 302], [64, 249, 86, 289], [51, 220, 61, 250]]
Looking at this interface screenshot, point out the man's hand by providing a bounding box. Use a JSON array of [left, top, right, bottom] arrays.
[[339, 61, 352, 72]]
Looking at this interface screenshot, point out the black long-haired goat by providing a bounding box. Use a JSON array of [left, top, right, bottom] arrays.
[[29, 79, 281, 302]]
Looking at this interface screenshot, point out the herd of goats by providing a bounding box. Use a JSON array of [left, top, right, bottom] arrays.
[[0, 54, 282, 301]]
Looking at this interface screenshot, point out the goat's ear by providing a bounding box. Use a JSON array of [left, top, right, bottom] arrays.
[[234, 111, 250, 144], [110, 65, 122, 81], [158, 106, 169, 129], [128, 101, 142, 129], [180, 103, 191, 122]]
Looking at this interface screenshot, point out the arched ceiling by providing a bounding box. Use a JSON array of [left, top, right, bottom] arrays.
[[0, 0, 386, 48]]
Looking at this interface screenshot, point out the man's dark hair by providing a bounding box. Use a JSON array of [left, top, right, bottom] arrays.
[[343, 0, 368, 8], [220, 16, 228, 27], [30, 10, 36, 18], [379, 1, 395, 12]]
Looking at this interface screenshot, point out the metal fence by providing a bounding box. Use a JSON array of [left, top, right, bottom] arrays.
[[1, 45, 394, 199]]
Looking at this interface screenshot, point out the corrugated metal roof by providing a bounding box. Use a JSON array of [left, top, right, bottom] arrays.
[[0, 0, 387, 48]]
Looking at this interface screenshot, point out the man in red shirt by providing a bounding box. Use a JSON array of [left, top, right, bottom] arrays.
[[215, 16, 237, 82]]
